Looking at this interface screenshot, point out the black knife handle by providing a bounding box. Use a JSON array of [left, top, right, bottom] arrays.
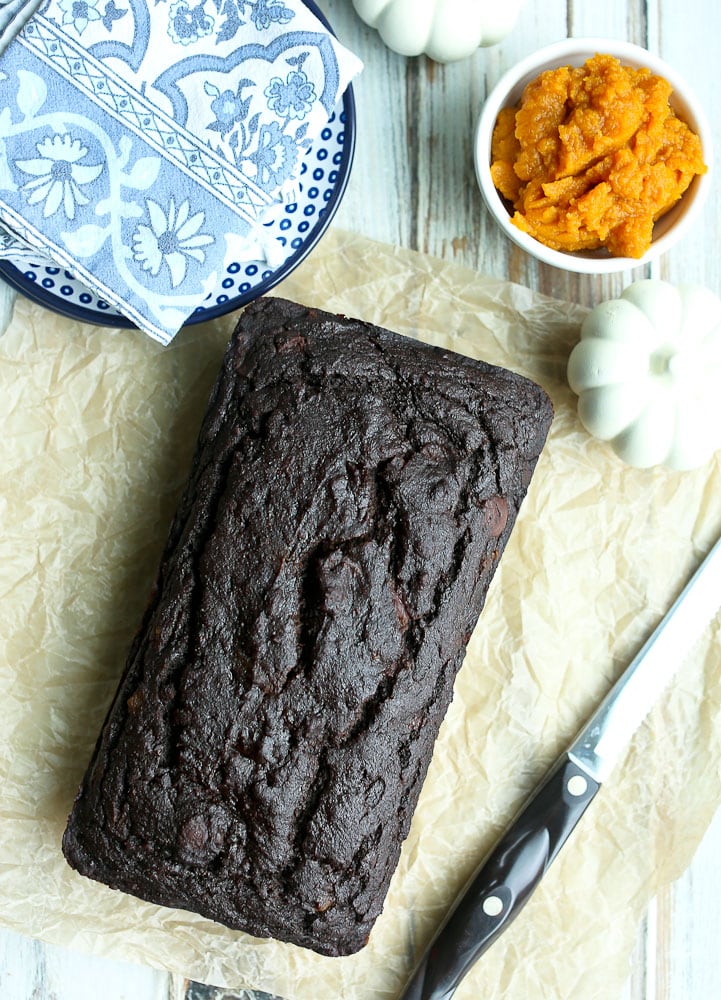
[[399, 755, 600, 1000]]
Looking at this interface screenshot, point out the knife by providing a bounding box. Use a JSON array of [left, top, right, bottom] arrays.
[[400, 535, 721, 1000]]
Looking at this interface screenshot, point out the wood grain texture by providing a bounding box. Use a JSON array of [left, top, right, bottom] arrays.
[[2, 0, 721, 997]]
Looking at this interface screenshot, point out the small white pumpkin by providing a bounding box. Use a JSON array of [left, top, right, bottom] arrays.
[[351, 0, 526, 63], [567, 280, 721, 471]]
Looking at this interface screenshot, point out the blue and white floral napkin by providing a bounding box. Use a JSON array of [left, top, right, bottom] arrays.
[[0, 0, 41, 55], [0, 0, 361, 342]]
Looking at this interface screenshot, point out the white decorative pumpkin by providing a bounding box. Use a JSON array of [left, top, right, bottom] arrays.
[[567, 280, 721, 471], [351, 0, 526, 63]]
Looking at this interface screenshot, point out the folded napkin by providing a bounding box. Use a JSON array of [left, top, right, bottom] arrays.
[[0, 0, 361, 342], [0, 0, 41, 54]]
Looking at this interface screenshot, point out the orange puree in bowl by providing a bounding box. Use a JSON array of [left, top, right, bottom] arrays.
[[490, 54, 707, 258]]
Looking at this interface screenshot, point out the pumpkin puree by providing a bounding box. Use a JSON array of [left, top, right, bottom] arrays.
[[490, 54, 707, 258]]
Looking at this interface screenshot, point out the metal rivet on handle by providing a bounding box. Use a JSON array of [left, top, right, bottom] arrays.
[[482, 895, 504, 917], [567, 775, 589, 797]]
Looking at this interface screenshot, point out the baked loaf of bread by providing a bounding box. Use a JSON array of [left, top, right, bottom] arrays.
[[62, 297, 553, 956]]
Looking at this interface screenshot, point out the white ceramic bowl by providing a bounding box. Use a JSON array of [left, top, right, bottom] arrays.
[[474, 38, 714, 274]]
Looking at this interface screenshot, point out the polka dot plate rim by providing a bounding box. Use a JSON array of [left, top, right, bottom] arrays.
[[0, 0, 356, 331]]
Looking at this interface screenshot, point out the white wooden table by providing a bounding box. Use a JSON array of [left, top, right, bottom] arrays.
[[2, 1, 720, 997]]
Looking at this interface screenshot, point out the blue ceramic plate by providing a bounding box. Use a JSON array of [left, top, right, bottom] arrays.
[[0, 0, 356, 329]]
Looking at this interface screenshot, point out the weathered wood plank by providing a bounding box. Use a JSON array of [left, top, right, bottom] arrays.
[[0, 927, 168, 1000], [0, 929, 43, 1000]]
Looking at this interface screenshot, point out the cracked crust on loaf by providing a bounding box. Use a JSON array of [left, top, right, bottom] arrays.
[[62, 296, 553, 956]]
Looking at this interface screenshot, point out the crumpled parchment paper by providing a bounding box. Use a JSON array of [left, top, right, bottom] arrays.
[[1, 228, 719, 1000]]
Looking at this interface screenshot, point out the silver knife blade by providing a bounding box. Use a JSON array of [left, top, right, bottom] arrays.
[[399, 535, 721, 999], [569, 534, 721, 784]]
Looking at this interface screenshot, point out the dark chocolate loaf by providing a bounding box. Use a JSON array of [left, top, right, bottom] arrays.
[[62, 297, 553, 957]]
